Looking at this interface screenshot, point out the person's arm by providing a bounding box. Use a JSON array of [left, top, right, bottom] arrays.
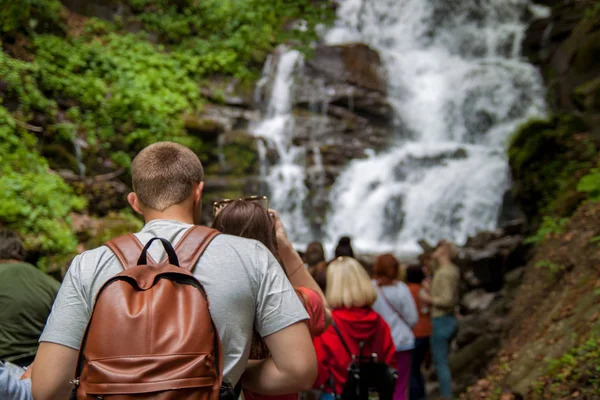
[[30, 254, 90, 400], [399, 284, 419, 327], [270, 209, 328, 307], [245, 243, 318, 395], [31, 343, 78, 400], [241, 321, 317, 394], [1, 362, 33, 400]]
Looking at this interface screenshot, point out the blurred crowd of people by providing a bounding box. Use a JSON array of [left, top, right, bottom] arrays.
[[302, 237, 460, 400], [1, 142, 461, 400]]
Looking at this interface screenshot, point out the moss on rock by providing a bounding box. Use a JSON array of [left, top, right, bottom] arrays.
[[218, 130, 259, 176], [508, 114, 598, 225]]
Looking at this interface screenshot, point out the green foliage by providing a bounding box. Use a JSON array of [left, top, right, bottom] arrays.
[[127, 0, 335, 79], [0, 0, 334, 266], [0, 49, 57, 116], [0, 0, 64, 36], [0, 106, 85, 262], [508, 114, 598, 224], [584, 2, 600, 22], [535, 259, 564, 275], [525, 216, 569, 245], [533, 335, 600, 398], [577, 166, 600, 201]]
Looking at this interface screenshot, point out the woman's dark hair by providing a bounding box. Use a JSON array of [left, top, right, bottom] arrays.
[[211, 200, 281, 265], [406, 265, 425, 284], [0, 229, 26, 261], [211, 200, 281, 360], [309, 260, 328, 292], [305, 242, 325, 268], [372, 253, 399, 286], [334, 235, 354, 258]]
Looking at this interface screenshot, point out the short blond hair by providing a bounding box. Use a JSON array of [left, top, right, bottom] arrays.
[[131, 142, 204, 211], [326, 257, 378, 309]]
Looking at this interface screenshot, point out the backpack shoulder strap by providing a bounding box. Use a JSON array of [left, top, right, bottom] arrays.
[[376, 283, 410, 327], [105, 233, 157, 269], [332, 320, 354, 359], [173, 226, 220, 272]]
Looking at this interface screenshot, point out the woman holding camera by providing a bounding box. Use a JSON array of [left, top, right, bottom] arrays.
[[211, 199, 331, 400]]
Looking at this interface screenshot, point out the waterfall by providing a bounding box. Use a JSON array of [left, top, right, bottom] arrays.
[[253, 0, 547, 255], [251, 48, 312, 240], [322, 0, 546, 254], [72, 137, 86, 177]]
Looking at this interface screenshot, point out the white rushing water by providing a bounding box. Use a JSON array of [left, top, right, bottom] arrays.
[[251, 49, 313, 240], [254, 0, 547, 255]]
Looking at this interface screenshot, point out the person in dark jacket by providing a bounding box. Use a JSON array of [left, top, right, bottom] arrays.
[[0, 230, 60, 368], [313, 256, 395, 396]]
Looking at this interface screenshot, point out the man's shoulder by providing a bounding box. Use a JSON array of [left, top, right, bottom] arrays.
[[204, 233, 265, 256]]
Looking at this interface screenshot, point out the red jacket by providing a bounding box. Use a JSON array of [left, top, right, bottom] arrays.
[[313, 307, 396, 394]]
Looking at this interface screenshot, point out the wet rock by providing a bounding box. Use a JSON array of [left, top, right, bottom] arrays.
[[184, 113, 227, 138], [59, 170, 130, 217], [295, 43, 394, 123], [459, 234, 526, 291], [218, 130, 260, 176], [200, 77, 255, 108], [307, 43, 387, 92], [461, 289, 498, 314]]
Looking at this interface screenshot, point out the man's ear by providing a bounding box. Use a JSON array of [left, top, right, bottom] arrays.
[[127, 192, 143, 215], [194, 182, 204, 206]]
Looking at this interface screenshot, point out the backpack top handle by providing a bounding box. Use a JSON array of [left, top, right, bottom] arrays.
[[137, 237, 179, 267]]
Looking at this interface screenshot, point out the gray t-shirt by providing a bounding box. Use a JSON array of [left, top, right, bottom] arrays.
[[40, 219, 308, 385]]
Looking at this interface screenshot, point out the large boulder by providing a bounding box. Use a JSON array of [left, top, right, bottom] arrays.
[[295, 43, 394, 123], [458, 234, 527, 292]]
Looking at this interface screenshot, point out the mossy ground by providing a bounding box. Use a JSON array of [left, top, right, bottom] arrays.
[[462, 201, 600, 400]]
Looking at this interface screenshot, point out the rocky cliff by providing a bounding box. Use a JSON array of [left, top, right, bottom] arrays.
[[460, 1, 600, 398]]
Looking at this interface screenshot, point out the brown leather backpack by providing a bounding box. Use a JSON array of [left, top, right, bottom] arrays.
[[73, 226, 223, 400]]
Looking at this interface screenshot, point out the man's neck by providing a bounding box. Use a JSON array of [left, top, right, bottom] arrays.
[[0, 259, 24, 264], [142, 206, 196, 225]]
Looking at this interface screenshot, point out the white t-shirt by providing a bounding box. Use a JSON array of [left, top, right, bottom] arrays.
[[40, 219, 308, 385], [371, 280, 418, 351]]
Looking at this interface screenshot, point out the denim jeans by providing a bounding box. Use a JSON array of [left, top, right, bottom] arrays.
[[431, 316, 458, 398], [410, 337, 429, 400]]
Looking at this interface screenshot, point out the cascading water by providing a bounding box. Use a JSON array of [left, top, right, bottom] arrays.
[[253, 0, 547, 255], [322, 0, 547, 254], [251, 48, 312, 240]]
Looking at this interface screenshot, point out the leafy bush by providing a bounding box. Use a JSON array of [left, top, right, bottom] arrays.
[[0, 0, 64, 36], [509, 115, 597, 224], [577, 166, 600, 201], [532, 335, 600, 398], [525, 216, 569, 245], [128, 0, 334, 78], [0, 106, 85, 265]]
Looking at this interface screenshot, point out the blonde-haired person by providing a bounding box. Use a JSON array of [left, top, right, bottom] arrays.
[[313, 257, 396, 396]]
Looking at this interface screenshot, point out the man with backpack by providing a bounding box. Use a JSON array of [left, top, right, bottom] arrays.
[[31, 142, 317, 400]]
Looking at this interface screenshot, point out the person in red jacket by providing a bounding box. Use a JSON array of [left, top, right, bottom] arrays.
[[314, 256, 396, 396]]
